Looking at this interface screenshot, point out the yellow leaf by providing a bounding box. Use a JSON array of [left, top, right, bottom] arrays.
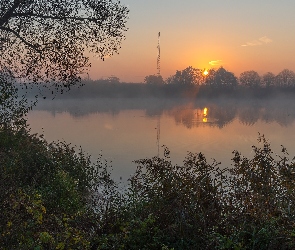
[[56, 242, 65, 250]]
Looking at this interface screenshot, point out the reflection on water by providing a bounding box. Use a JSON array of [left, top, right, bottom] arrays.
[[165, 99, 295, 129], [27, 97, 295, 182], [203, 107, 208, 123], [33, 97, 295, 129]]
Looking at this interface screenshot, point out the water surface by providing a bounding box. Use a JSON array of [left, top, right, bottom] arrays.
[[27, 97, 295, 182]]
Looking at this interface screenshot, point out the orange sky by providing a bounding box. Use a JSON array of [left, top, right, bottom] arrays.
[[87, 0, 295, 82]]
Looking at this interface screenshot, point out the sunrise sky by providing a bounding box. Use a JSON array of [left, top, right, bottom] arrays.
[[88, 0, 295, 82]]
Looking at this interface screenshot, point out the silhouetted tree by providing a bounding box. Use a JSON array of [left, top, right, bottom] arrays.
[[262, 72, 276, 87], [107, 76, 120, 84], [144, 74, 165, 85], [275, 69, 295, 87], [202, 68, 215, 85], [205, 67, 237, 87], [167, 66, 203, 85], [0, 0, 129, 92], [166, 70, 182, 85], [239, 70, 261, 87]]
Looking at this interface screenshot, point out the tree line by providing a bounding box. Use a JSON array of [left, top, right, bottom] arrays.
[[144, 67, 295, 88]]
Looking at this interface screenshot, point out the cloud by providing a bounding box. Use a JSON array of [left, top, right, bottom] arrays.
[[209, 60, 222, 66], [259, 36, 272, 44], [242, 36, 272, 47], [241, 41, 262, 47]]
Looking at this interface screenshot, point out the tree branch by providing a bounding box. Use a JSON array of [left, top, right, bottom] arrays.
[[0, 0, 23, 27], [11, 12, 107, 24], [0, 26, 41, 53]]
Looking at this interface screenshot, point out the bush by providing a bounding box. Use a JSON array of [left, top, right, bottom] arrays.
[[0, 126, 113, 249], [91, 138, 295, 250]]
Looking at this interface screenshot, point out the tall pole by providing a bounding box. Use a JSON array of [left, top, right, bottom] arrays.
[[156, 32, 161, 156], [157, 32, 161, 76]]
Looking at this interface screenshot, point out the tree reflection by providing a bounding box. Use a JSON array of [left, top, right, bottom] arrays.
[[163, 102, 237, 129], [33, 97, 295, 129], [166, 103, 199, 129], [238, 105, 260, 126]]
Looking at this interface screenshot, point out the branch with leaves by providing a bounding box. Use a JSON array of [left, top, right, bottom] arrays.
[[0, 0, 129, 93]]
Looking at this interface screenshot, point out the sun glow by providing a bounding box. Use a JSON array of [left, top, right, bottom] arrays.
[[203, 69, 209, 76]]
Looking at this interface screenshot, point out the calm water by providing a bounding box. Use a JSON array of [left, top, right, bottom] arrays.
[[27, 97, 295, 182]]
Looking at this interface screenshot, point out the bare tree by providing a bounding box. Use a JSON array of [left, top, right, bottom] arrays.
[[0, 0, 129, 92]]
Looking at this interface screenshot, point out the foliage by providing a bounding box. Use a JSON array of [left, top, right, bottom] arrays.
[[0, 125, 115, 249], [0, 0, 129, 93], [212, 134, 295, 250], [0, 1, 130, 248], [0, 70, 36, 129], [90, 137, 295, 250]]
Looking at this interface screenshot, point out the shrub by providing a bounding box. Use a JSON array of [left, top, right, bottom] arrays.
[[0, 126, 112, 249]]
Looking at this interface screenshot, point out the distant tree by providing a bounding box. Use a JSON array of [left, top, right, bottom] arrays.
[[275, 69, 295, 87], [239, 70, 261, 87], [144, 75, 165, 85], [203, 68, 216, 85], [166, 66, 203, 85], [0, 0, 129, 92], [205, 67, 237, 87], [107, 76, 120, 84], [166, 70, 182, 85], [262, 72, 276, 87]]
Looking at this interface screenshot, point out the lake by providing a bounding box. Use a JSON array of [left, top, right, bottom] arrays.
[[27, 97, 295, 182]]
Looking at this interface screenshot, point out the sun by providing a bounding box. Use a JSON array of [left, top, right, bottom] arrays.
[[203, 69, 209, 76]]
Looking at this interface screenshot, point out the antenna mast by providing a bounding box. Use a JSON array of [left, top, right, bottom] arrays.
[[157, 32, 161, 76], [156, 32, 161, 157]]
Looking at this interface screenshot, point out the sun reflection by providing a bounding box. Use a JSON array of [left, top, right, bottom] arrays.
[[203, 107, 208, 122]]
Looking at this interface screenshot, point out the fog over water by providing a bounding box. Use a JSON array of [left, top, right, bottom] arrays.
[[27, 96, 295, 182]]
